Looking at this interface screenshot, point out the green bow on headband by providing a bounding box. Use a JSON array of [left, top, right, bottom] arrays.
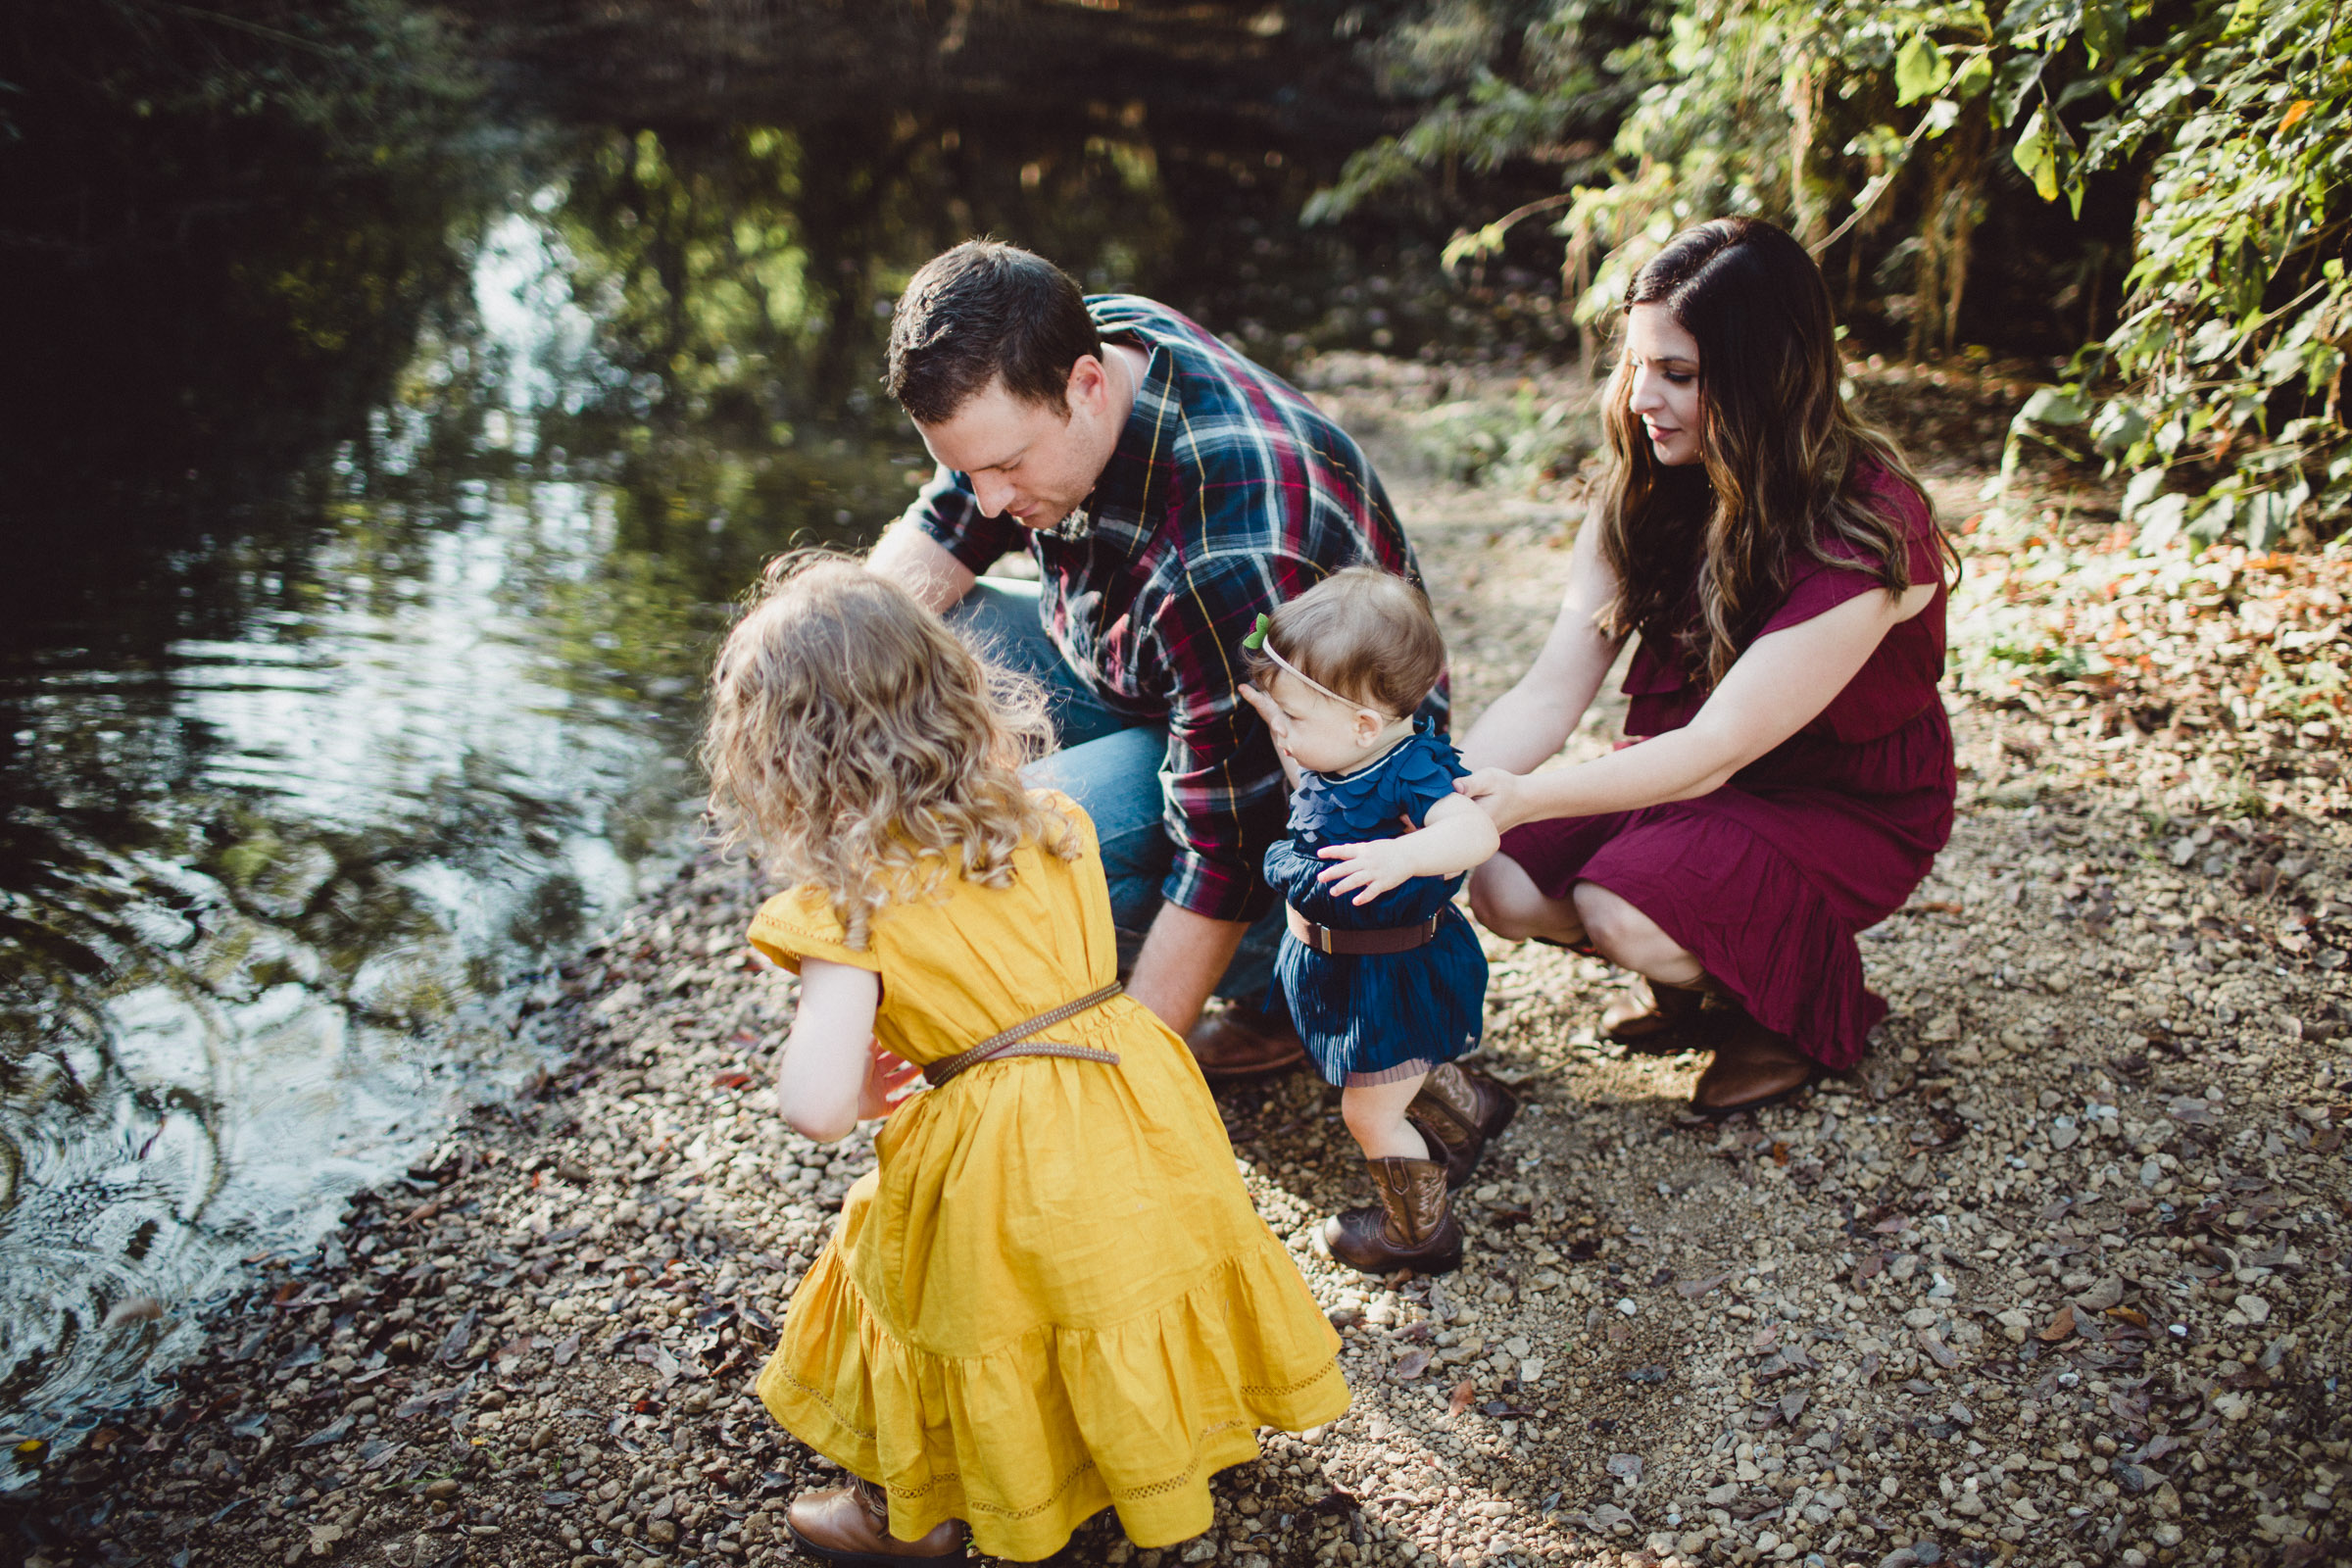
[[1241, 612, 1271, 651]]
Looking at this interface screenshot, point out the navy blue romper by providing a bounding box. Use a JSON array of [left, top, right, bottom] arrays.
[[1262, 723, 1489, 1087]]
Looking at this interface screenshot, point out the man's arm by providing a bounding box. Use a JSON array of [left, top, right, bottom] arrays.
[[1124, 904, 1250, 1035], [865, 520, 978, 613]]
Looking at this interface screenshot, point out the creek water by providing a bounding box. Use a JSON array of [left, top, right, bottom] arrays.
[[0, 9, 1483, 1479]]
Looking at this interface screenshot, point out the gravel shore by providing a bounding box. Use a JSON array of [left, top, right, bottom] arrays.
[[10, 360, 2349, 1568]]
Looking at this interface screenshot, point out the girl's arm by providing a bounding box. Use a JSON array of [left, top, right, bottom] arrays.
[[774, 957, 918, 1143], [1313, 792, 1503, 905], [1458, 578, 1937, 832], [1454, 514, 1627, 774]]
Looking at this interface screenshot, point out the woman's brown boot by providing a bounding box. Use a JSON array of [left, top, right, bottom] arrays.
[[786, 1476, 967, 1564], [1325, 1156, 1463, 1275], [1690, 1013, 1820, 1117], [1600, 976, 1729, 1054]]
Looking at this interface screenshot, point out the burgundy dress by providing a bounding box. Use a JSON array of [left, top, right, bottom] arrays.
[[1496, 464, 1955, 1071]]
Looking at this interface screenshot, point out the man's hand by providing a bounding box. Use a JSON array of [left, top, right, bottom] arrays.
[[1235, 683, 1301, 790], [865, 521, 977, 613]]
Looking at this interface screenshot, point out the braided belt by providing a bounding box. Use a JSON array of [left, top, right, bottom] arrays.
[[1286, 905, 1443, 956], [920, 981, 1125, 1089]]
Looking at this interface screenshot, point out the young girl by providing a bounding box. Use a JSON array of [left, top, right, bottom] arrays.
[[702, 556, 1348, 1565], [1238, 567, 1513, 1277]]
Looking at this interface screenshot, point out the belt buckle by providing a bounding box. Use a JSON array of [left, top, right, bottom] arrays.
[[1315, 922, 1336, 955]]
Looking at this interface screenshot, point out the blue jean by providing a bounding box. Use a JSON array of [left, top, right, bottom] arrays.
[[950, 578, 1284, 1003]]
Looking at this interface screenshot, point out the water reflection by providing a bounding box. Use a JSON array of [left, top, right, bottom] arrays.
[[1, 13, 1458, 1469]]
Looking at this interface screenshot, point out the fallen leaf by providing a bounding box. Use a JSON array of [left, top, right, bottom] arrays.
[[2039, 1303, 2079, 1343], [1392, 1348, 1431, 1382], [1676, 1269, 1735, 1299], [710, 1071, 754, 1090], [1606, 1452, 1643, 1483], [1447, 1378, 1476, 1415]]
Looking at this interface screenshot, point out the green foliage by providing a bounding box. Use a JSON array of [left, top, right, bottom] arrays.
[[1328, 0, 2351, 547], [2007, 0, 2350, 550], [1303, 0, 1658, 226]]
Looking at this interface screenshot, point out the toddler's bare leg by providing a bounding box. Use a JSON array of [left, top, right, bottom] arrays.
[[1342, 1074, 1431, 1162]]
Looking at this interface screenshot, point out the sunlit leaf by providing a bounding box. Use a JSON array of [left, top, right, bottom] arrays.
[[1895, 35, 1950, 107]]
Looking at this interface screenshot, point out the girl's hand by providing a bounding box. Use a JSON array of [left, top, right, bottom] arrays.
[[1454, 767, 1531, 833], [1314, 838, 1422, 905], [858, 1042, 923, 1120]]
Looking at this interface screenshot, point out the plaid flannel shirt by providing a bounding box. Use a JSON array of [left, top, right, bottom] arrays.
[[905, 295, 1443, 924]]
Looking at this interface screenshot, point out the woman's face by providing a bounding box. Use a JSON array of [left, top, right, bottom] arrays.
[[1624, 304, 1703, 466]]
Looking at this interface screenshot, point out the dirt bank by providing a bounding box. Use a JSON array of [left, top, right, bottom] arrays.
[[10, 358, 2350, 1568]]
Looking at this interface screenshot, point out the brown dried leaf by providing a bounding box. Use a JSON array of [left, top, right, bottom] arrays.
[[1448, 1378, 1476, 1416], [2039, 1303, 2079, 1343]]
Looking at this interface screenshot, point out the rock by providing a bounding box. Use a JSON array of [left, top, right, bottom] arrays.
[[2072, 1276, 2124, 1312], [2234, 1293, 2271, 1323], [1178, 1538, 1218, 1563], [424, 1479, 462, 1501], [647, 1519, 678, 1545]]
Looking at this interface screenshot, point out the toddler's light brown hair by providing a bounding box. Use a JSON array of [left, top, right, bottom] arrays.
[[701, 553, 1074, 949], [1245, 565, 1446, 717]]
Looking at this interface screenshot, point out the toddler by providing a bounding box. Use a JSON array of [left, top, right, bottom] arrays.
[[1240, 566, 1516, 1276]]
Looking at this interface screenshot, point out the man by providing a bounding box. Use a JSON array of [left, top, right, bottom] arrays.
[[867, 242, 1511, 1157]]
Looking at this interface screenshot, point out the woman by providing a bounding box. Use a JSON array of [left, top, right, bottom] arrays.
[[1456, 217, 1958, 1116]]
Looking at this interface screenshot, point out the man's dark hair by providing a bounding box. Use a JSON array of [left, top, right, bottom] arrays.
[[885, 241, 1102, 424]]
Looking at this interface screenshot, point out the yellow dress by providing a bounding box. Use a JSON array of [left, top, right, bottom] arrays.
[[748, 794, 1349, 1561]]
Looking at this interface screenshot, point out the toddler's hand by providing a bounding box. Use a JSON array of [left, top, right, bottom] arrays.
[[858, 1042, 923, 1120], [1314, 838, 1420, 905]]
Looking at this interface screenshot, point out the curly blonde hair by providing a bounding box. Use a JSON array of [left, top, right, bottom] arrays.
[[701, 553, 1074, 949]]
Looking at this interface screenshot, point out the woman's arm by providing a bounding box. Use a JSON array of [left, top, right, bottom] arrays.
[[1312, 792, 1503, 905], [1460, 578, 1936, 832], [774, 958, 918, 1143], [1454, 514, 1627, 774]]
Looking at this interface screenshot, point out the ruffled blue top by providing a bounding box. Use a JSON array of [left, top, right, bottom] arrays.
[[1262, 722, 1487, 1084]]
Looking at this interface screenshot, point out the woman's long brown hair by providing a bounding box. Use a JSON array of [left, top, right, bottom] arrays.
[[1592, 217, 1958, 686]]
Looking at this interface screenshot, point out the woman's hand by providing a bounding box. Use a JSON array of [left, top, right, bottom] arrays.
[[1454, 767, 1532, 834], [858, 1043, 923, 1121]]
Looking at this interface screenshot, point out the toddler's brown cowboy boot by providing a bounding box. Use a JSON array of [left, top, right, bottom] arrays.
[[1404, 1062, 1519, 1188], [1325, 1155, 1463, 1275]]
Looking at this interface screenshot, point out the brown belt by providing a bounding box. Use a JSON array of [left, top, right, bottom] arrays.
[[921, 982, 1124, 1089], [1286, 905, 1443, 956]]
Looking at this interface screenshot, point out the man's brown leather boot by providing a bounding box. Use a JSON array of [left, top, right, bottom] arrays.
[[1324, 1155, 1463, 1275], [1184, 1000, 1309, 1080], [786, 1477, 967, 1564]]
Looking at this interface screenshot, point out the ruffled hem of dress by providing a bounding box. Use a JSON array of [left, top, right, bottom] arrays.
[[1277, 915, 1485, 1084], [755, 1242, 1348, 1559]]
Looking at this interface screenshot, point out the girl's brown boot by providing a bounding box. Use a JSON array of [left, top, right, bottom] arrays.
[[1324, 1156, 1463, 1275]]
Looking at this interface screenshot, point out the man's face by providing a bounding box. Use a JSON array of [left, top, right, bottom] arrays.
[[914, 361, 1121, 530]]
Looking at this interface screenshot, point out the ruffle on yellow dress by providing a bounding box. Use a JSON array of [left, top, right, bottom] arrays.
[[748, 794, 1348, 1561]]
